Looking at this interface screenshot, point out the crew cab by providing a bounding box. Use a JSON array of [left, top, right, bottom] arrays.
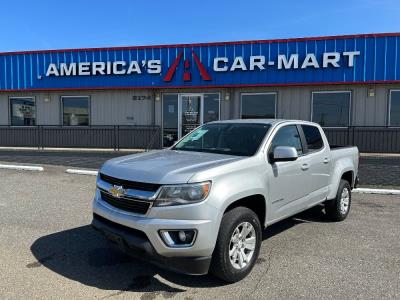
[[92, 119, 359, 282]]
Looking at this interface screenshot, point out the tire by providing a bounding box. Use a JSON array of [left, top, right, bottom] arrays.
[[325, 179, 352, 221], [210, 207, 262, 283]]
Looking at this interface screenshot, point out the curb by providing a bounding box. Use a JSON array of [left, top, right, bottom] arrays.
[[353, 188, 400, 195], [0, 164, 44, 171], [0, 147, 144, 153], [66, 169, 98, 176]]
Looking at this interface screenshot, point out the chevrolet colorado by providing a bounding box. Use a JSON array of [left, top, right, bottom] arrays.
[[92, 119, 359, 282]]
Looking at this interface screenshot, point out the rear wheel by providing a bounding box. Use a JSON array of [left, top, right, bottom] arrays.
[[210, 207, 262, 283], [325, 179, 352, 221]]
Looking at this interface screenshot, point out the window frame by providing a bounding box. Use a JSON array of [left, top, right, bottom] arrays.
[[240, 92, 277, 119], [267, 124, 304, 162], [61, 95, 91, 126], [8, 96, 37, 127], [202, 92, 222, 124], [298, 124, 326, 155], [161, 93, 179, 148], [311, 91, 352, 128], [388, 89, 400, 127]]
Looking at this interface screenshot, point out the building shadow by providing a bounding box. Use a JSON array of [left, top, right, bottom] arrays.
[[30, 205, 328, 292]]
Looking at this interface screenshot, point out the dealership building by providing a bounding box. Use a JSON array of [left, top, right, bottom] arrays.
[[0, 33, 399, 152]]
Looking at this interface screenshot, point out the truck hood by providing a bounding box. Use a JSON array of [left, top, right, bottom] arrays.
[[100, 150, 244, 184]]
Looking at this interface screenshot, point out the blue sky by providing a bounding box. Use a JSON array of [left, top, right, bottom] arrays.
[[0, 0, 399, 52]]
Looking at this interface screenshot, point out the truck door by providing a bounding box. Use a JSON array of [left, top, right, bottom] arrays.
[[267, 125, 310, 220], [299, 124, 331, 203]]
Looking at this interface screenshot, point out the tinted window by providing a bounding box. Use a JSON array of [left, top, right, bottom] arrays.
[[62, 96, 89, 126], [203, 93, 220, 123], [162, 94, 179, 147], [241, 93, 276, 119], [10, 98, 36, 126], [390, 91, 400, 126], [173, 123, 270, 156], [302, 125, 324, 151], [270, 125, 303, 155], [312, 92, 350, 127]]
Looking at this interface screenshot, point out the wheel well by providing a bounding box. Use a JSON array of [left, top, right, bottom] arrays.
[[341, 171, 353, 187], [224, 195, 266, 227]]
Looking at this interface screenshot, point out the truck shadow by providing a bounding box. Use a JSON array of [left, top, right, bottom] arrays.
[[29, 225, 224, 295], [263, 204, 328, 240], [29, 206, 327, 292]]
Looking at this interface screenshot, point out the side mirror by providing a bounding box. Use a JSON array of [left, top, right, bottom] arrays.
[[271, 146, 298, 162]]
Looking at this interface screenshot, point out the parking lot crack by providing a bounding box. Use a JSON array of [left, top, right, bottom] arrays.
[[100, 275, 185, 299], [248, 245, 276, 296]]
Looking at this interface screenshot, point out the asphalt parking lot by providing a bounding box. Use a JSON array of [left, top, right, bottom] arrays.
[[0, 166, 399, 300]]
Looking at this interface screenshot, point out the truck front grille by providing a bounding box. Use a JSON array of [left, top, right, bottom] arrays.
[[100, 191, 151, 214], [99, 173, 161, 192]]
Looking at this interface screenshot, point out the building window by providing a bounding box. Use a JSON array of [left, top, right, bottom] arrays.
[[62, 96, 89, 126], [241, 93, 276, 119], [203, 93, 220, 123], [10, 97, 36, 126], [312, 91, 351, 127], [162, 94, 179, 147], [389, 90, 400, 126]]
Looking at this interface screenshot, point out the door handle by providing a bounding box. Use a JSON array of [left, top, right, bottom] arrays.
[[323, 158, 330, 164], [301, 163, 309, 171]]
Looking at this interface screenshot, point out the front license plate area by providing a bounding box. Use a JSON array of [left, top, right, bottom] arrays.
[[105, 232, 126, 250]]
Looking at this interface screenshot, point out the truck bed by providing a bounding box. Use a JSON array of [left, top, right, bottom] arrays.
[[330, 145, 357, 150]]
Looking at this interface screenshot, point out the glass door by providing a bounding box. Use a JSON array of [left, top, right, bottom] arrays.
[[162, 93, 220, 147], [179, 94, 203, 138]]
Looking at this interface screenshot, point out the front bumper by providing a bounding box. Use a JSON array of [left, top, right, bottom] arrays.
[[92, 189, 221, 274], [92, 213, 211, 275]]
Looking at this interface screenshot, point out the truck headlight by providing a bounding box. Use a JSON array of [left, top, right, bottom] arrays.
[[154, 181, 211, 207]]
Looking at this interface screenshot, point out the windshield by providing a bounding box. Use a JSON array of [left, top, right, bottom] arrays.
[[172, 123, 271, 156]]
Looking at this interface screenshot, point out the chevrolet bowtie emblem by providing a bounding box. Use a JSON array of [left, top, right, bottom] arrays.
[[108, 185, 126, 198]]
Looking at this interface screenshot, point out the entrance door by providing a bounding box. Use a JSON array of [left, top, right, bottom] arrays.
[[179, 94, 203, 138], [162, 93, 220, 147]]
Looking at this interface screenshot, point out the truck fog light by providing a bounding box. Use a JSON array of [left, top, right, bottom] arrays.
[[178, 230, 187, 242], [159, 230, 197, 247]]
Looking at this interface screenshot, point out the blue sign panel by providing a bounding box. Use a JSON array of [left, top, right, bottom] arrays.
[[0, 33, 399, 91]]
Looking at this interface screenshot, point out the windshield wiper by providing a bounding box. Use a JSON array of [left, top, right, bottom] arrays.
[[207, 147, 232, 152]]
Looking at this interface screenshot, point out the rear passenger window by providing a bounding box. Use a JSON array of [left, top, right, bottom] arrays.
[[302, 125, 324, 152], [270, 125, 303, 156]]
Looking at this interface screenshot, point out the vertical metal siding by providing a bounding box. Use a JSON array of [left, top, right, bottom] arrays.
[[1, 85, 399, 128], [90, 91, 153, 126], [1, 35, 400, 91], [230, 84, 400, 126]]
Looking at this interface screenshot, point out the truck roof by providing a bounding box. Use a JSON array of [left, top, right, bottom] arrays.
[[209, 119, 311, 126]]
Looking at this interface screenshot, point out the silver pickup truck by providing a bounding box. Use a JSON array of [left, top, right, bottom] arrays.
[[92, 119, 359, 282]]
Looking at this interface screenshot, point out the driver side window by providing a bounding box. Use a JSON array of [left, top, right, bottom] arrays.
[[270, 125, 303, 156]]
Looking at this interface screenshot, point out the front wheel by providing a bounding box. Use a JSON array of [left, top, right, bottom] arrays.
[[325, 179, 352, 221], [210, 207, 262, 283]]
